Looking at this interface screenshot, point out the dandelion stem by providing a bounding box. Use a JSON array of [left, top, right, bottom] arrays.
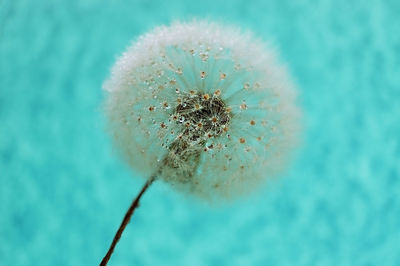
[[100, 176, 156, 266]]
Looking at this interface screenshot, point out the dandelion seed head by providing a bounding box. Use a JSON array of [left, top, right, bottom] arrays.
[[104, 21, 301, 202]]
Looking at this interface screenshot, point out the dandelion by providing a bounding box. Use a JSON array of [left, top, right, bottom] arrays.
[[101, 21, 301, 265]]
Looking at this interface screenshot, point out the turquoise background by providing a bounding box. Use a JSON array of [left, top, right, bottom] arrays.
[[1, 0, 399, 265]]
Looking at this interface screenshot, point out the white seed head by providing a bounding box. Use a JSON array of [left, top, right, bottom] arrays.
[[104, 21, 301, 202]]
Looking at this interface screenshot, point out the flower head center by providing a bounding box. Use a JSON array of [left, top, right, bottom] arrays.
[[162, 90, 231, 179], [174, 91, 231, 143]]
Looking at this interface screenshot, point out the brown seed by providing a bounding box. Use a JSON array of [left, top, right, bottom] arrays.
[[239, 138, 246, 144], [176, 68, 183, 74]]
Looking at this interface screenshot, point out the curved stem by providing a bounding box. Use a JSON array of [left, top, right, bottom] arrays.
[[100, 176, 156, 266]]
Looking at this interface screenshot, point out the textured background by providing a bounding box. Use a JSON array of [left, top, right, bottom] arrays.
[[1, 0, 400, 265]]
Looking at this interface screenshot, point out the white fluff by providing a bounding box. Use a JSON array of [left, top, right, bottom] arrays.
[[104, 21, 301, 202]]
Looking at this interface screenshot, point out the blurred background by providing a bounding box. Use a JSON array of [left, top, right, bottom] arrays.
[[1, 0, 399, 265]]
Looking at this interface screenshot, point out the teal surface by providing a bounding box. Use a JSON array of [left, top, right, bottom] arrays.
[[1, 0, 400, 265]]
